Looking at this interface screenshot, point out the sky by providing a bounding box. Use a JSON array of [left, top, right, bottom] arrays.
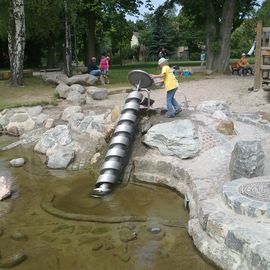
[[126, 0, 167, 21], [126, 0, 264, 21]]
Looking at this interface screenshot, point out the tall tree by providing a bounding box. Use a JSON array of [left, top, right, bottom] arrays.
[[257, 0, 270, 26], [76, 0, 152, 64], [109, 13, 133, 65], [162, 0, 257, 72], [64, 0, 72, 76], [8, 0, 26, 86], [25, 0, 64, 68], [206, 0, 236, 71], [139, 10, 178, 59], [0, 1, 9, 67]]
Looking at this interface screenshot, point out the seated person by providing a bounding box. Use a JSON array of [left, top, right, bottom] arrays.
[[238, 53, 253, 76], [88, 57, 101, 77]]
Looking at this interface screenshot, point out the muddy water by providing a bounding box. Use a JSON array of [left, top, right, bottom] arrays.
[[0, 138, 217, 270]]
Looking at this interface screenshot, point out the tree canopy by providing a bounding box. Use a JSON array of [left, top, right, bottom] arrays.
[[1, 0, 268, 78]]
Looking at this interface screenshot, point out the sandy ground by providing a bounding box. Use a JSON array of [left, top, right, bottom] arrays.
[[100, 75, 270, 114]]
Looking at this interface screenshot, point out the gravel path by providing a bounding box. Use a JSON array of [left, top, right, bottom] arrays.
[[102, 75, 270, 114]]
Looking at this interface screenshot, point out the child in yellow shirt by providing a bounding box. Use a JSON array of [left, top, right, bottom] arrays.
[[151, 58, 181, 118]]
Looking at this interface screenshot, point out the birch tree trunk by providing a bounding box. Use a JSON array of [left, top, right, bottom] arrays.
[[64, 0, 72, 77], [8, 0, 25, 86]]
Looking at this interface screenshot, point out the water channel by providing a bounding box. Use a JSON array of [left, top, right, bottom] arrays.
[[0, 136, 218, 270]]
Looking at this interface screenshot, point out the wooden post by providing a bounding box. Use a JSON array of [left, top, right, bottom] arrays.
[[254, 21, 262, 91]]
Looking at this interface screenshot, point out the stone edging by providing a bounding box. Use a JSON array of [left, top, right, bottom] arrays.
[[223, 178, 270, 218]]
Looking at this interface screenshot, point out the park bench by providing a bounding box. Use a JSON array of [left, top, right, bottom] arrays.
[[39, 68, 62, 76], [0, 70, 33, 80], [230, 62, 253, 76]]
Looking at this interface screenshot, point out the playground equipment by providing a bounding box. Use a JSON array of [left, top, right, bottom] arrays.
[[254, 21, 270, 91], [247, 41, 256, 56], [91, 70, 154, 197]]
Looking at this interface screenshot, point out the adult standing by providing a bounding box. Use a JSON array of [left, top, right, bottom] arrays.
[[200, 51, 206, 67], [158, 48, 168, 59]]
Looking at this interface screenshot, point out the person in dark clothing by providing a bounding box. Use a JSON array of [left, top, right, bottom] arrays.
[[88, 57, 101, 77], [158, 48, 168, 59]]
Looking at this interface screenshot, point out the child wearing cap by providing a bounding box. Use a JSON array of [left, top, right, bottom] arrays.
[[151, 57, 181, 118]]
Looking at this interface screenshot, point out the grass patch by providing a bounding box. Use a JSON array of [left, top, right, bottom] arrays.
[[0, 76, 57, 111]]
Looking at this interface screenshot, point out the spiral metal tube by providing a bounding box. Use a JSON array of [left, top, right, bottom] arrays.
[[91, 90, 143, 197]]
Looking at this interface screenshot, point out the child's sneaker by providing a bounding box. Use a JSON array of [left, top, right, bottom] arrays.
[[175, 109, 182, 115], [165, 113, 175, 118]]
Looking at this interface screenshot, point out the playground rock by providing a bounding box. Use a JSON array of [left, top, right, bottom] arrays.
[[66, 74, 98, 86], [66, 89, 86, 105], [110, 106, 121, 122], [216, 120, 236, 135], [61, 106, 82, 121], [86, 86, 108, 100], [6, 126, 20, 137], [0, 102, 115, 170], [55, 82, 72, 98], [212, 110, 228, 120], [229, 140, 265, 180], [196, 100, 231, 115], [143, 119, 201, 159], [46, 145, 75, 169], [6, 114, 35, 134], [34, 125, 72, 154], [9, 158, 25, 167], [70, 84, 85, 94], [0, 176, 12, 201]]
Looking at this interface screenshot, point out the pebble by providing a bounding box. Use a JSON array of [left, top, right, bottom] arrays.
[[0, 250, 27, 268]]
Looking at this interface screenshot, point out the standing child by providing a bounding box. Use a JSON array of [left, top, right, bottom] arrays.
[[151, 57, 181, 118], [99, 53, 109, 84]]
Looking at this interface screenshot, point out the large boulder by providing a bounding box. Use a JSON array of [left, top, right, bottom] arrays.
[[55, 82, 72, 98], [6, 113, 35, 134], [46, 145, 75, 169], [70, 84, 85, 94], [66, 90, 86, 105], [34, 125, 72, 154], [61, 106, 82, 122], [229, 141, 265, 180], [86, 86, 108, 101], [143, 119, 201, 159], [27, 106, 43, 117], [66, 74, 98, 86]]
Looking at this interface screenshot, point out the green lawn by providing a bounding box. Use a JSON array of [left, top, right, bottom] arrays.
[[0, 77, 56, 111], [107, 63, 206, 88]]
